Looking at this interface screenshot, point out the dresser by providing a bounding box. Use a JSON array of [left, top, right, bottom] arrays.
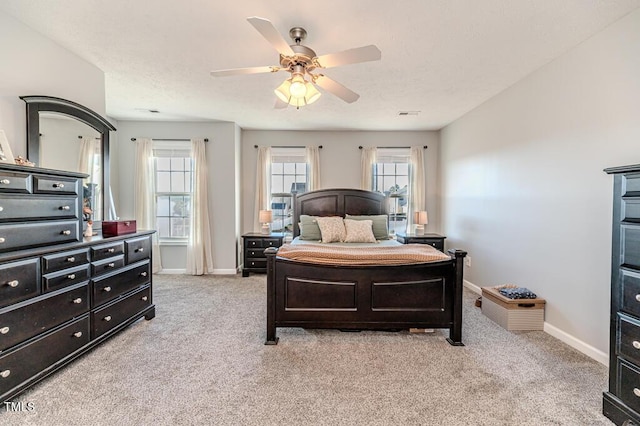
[[604, 164, 640, 425], [396, 233, 446, 251], [242, 233, 284, 277], [0, 164, 155, 402]]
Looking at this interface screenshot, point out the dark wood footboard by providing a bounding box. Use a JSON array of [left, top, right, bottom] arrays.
[[265, 247, 467, 345]]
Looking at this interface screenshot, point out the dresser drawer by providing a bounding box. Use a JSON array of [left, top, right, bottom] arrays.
[[0, 171, 32, 194], [91, 255, 125, 277], [92, 285, 151, 338], [0, 258, 40, 309], [33, 175, 79, 195], [91, 241, 125, 262], [0, 282, 89, 351], [126, 236, 151, 264], [622, 270, 640, 318], [0, 195, 79, 222], [92, 261, 150, 307], [0, 315, 89, 399], [618, 359, 640, 414], [619, 314, 640, 366], [0, 220, 80, 252], [43, 264, 90, 292], [42, 248, 90, 274]]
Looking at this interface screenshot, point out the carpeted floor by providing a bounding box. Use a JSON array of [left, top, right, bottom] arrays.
[[2, 274, 610, 425]]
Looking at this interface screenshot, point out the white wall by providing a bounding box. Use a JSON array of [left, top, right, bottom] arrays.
[[440, 8, 640, 364], [241, 130, 440, 235], [114, 120, 240, 273], [0, 10, 105, 159]]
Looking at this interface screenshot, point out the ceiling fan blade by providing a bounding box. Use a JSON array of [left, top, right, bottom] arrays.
[[274, 98, 288, 109], [210, 66, 276, 77], [314, 45, 381, 69], [314, 75, 360, 103], [247, 17, 295, 57]]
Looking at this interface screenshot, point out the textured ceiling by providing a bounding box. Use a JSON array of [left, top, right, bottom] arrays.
[[1, 0, 639, 130]]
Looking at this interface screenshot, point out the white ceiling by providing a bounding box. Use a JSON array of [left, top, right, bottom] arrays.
[[2, 0, 639, 131]]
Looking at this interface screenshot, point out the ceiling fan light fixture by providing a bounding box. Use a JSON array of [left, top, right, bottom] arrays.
[[274, 79, 292, 103], [304, 82, 321, 105], [289, 73, 307, 99]]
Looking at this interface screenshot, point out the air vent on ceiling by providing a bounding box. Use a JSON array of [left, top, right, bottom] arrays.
[[398, 111, 420, 116]]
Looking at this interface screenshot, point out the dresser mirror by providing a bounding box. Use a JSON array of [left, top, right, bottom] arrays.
[[20, 96, 116, 225]]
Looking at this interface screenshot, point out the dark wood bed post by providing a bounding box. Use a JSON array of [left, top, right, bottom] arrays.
[[265, 246, 279, 345], [446, 249, 467, 346]]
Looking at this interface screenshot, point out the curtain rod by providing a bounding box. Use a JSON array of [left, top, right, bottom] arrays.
[[77, 136, 101, 139], [130, 137, 209, 142], [359, 145, 428, 149], [254, 145, 322, 149]]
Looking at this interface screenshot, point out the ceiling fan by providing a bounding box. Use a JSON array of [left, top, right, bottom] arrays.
[[210, 17, 382, 108]]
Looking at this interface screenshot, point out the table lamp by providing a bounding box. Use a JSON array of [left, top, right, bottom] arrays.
[[414, 211, 428, 235], [259, 209, 273, 234]]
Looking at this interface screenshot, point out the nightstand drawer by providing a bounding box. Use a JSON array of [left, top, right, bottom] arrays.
[[247, 248, 266, 258], [245, 259, 266, 269]]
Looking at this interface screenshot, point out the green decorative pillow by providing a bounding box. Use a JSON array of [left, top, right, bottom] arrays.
[[345, 214, 389, 240], [299, 215, 321, 240]]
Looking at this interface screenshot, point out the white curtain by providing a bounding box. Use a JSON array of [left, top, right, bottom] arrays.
[[186, 139, 214, 275], [254, 147, 272, 231], [360, 147, 377, 190], [408, 146, 426, 231], [305, 146, 321, 191], [78, 137, 99, 218], [134, 138, 162, 273]]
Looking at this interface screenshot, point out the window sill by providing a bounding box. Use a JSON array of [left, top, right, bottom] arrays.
[[159, 240, 188, 246]]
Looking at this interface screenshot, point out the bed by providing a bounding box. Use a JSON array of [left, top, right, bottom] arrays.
[[264, 188, 467, 345]]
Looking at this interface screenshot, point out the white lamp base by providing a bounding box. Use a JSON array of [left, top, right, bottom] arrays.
[[415, 224, 425, 235], [261, 223, 271, 235]]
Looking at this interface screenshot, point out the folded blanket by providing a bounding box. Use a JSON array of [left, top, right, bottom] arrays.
[[499, 287, 537, 299], [275, 242, 451, 266]]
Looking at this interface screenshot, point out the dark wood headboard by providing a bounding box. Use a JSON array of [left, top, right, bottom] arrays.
[[292, 188, 389, 237]]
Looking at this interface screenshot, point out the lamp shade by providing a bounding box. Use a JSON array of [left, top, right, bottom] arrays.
[[414, 211, 428, 225], [259, 210, 273, 224]]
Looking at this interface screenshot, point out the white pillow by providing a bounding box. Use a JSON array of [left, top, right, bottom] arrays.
[[315, 216, 346, 243], [343, 219, 377, 243]]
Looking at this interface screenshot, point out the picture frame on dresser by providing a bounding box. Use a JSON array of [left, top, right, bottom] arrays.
[[0, 130, 15, 164]]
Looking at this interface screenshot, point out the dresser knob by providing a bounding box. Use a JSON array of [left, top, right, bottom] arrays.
[[73, 298, 83, 304], [73, 331, 83, 338], [633, 341, 640, 350], [67, 274, 76, 280], [107, 262, 115, 268], [0, 179, 10, 185], [104, 315, 112, 322], [0, 206, 3, 212], [53, 183, 65, 189], [136, 247, 144, 253], [107, 248, 115, 253], [0, 238, 5, 243], [0, 370, 10, 378], [103, 286, 112, 292], [634, 388, 640, 397], [61, 230, 71, 235], [7, 280, 19, 288], [60, 205, 71, 210], [636, 294, 640, 302], [0, 327, 9, 334], [141, 296, 148, 301], [67, 256, 75, 262], [140, 272, 148, 277]]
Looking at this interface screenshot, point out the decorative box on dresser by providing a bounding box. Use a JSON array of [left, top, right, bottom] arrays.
[[0, 163, 155, 402], [242, 233, 284, 277], [604, 164, 640, 425]]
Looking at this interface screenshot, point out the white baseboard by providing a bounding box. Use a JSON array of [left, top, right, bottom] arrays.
[[156, 268, 238, 275], [465, 279, 608, 366]]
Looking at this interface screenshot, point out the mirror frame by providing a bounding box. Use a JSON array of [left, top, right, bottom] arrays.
[[20, 95, 116, 226]]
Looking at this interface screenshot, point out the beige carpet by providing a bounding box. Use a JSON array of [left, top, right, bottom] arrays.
[[2, 274, 610, 425]]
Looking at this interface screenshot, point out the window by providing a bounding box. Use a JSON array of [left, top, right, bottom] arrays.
[[153, 143, 193, 243], [270, 147, 307, 234], [373, 148, 410, 234]]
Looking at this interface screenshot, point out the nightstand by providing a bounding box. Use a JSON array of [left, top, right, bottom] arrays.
[[396, 233, 446, 251], [242, 233, 284, 277]]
